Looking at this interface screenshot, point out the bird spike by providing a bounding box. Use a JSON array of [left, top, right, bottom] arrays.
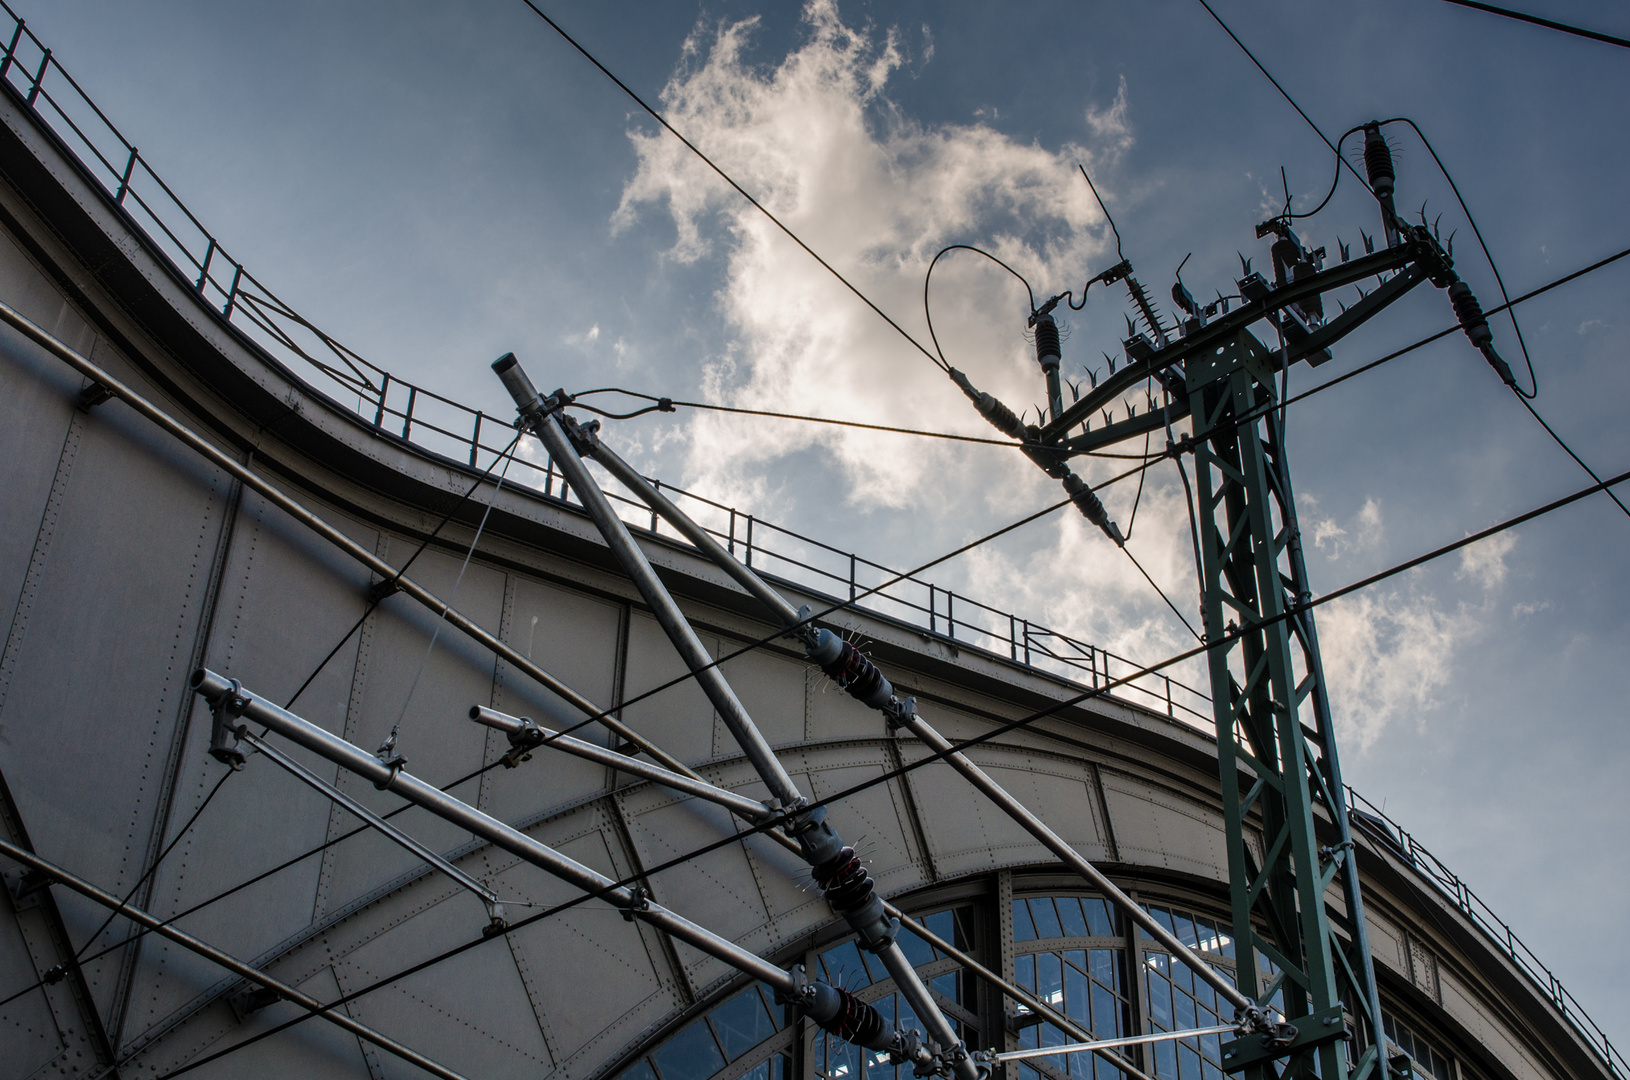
[[1417, 201, 1429, 227], [1433, 213, 1443, 241], [1239, 252, 1252, 277], [1146, 391, 1157, 412], [1337, 298, 1349, 314], [1338, 238, 1350, 263], [1068, 379, 1081, 402], [1107, 354, 1118, 374], [1361, 229, 1374, 254], [1356, 285, 1370, 299], [1446, 230, 1456, 259], [1088, 365, 1101, 389], [1127, 399, 1137, 418], [1102, 408, 1114, 425], [1124, 313, 1135, 338]]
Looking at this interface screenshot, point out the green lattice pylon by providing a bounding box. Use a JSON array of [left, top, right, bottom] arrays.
[[1186, 331, 1386, 1080]]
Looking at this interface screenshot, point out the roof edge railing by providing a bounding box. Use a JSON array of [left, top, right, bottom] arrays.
[[1, 11, 1619, 1075]]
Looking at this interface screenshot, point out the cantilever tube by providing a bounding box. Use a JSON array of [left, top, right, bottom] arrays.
[[894, 711, 1250, 1013], [588, 438, 1252, 1015], [585, 442, 803, 626], [242, 730, 502, 913], [469, 706, 772, 821], [0, 299, 692, 781], [535, 414, 805, 810], [191, 669, 797, 994], [0, 837, 472, 1080]]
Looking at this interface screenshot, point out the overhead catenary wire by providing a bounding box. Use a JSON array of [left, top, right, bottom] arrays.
[[923, 244, 1039, 368], [1436, 0, 1630, 49], [175, 457, 1630, 1074], [31, 231, 1630, 1048], [514, 0, 948, 373], [571, 388, 1164, 459]]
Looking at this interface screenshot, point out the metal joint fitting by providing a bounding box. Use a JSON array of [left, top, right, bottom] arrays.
[[207, 678, 250, 770], [562, 413, 602, 455], [620, 885, 652, 923]]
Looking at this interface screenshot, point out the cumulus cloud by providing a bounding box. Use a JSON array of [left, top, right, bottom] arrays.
[[614, 0, 1123, 520]]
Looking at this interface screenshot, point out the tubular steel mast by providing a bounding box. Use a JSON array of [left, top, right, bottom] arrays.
[[947, 124, 1519, 1080]]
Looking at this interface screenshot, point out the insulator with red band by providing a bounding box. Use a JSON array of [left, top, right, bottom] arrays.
[[1363, 124, 1395, 199], [806, 629, 894, 709], [812, 846, 874, 911], [806, 982, 891, 1050]]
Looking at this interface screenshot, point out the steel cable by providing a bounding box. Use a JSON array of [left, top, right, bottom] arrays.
[[160, 459, 1630, 1076]]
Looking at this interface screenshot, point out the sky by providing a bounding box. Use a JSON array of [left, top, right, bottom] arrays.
[[22, 0, 1630, 1049]]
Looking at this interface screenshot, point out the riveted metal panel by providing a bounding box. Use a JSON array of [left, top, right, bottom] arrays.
[[619, 611, 715, 766]]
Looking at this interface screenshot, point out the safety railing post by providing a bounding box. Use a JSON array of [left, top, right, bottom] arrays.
[[401, 385, 416, 440], [24, 47, 47, 107], [195, 236, 216, 293], [1009, 614, 1017, 660], [650, 479, 660, 533], [928, 583, 936, 635], [221, 263, 242, 318], [744, 515, 754, 567], [848, 553, 856, 602], [1166, 675, 1173, 717], [947, 591, 956, 639], [115, 145, 138, 205], [373, 372, 390, 427], [1023, 619, 1031, 665], [469, 411, 482, 468], [727, 508, 736, 556], [0, 20, 24, 81]]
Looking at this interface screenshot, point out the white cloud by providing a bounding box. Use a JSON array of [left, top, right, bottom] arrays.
[[614, 0, 1118, 522], [1317, 585, 1476, 751], [1310, 496, 1382, 560], [1456, 531, 1516, 591]]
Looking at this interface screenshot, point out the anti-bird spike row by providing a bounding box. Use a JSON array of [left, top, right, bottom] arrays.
[[491, 355, 978, 1080]]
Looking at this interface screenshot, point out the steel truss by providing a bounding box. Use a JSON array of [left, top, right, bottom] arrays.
[[1185, 332, 1381, 1080]]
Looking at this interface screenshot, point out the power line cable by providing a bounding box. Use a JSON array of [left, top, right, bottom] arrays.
[[570, 389, 1164, 459], [107, 458, 1167, 984], [923, 245, 1038, 369], [1192, 0, 1371, 192], [167, 456, 1630, 1074], [1437, 0, 1630, 49], [514, 0, 948, 373]]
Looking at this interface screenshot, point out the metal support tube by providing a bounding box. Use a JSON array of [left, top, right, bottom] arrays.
[[192, 670, 798, 994], [240, 730, 502, 916], [587, 442, 803, 626], [0, 836, 473, 1080], [470, 706, 772, 821], [895, 710, 1251, 1013], [884, 902, 1155, 1080], [0, 301, 691, 781], [535, 414, 804, 810]]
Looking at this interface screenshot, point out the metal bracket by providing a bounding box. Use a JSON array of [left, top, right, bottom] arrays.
[[207, 678, 251, 769], [1219, 1005, 1346, 1072], [1, 863, 51, 910]]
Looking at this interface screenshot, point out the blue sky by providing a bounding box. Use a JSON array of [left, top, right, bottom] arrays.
[[26, 0, 1630, 1046]]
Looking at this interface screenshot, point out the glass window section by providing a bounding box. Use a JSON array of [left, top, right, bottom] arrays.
[[622, 1060, 659, 1080], [1057, 897, 1090, 938], [711, 988, 778, 1061], [652, 1020, 726, 1080], [1030, 898, 1065, 940], [1014, 898, 1038, 942], [821, 940, 872, 991], [1085, 899, 1117, 937]]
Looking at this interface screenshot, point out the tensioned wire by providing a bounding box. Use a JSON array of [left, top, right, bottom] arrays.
[[153, 458, 1630, 1079], [91, 237, 1630, 990]]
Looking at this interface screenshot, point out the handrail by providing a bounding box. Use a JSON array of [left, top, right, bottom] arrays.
[[0, 13, 1616, 1074], [1346, 786, 1625, 1078]]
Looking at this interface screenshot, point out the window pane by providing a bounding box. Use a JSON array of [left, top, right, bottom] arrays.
[[1147, 964, 1173, 1029], [755, 986, 785, 1030], [1065, 964, 1091, 1025], [1039, 952, 1064, 1011], [652, 1021, 726, 1080], [1091, 948, 1119, 993], [1091, 981, 1122, 1040], [1065, 949, 1087, 977], [1014, 898, 1037, 942], [1174, 911, 1198, 949], [711, 988, 777, 1060], [738, 1062, 770, 1080], [1085, 899, 1116, 938], [1180, 1043, 1203, 1080], [822, 941, 872, 990], [1030, 898, 1064, 940], [1057, 897, 1090, 938], [897, 924, 935, 969], [622, 1060, 659, 1080]]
